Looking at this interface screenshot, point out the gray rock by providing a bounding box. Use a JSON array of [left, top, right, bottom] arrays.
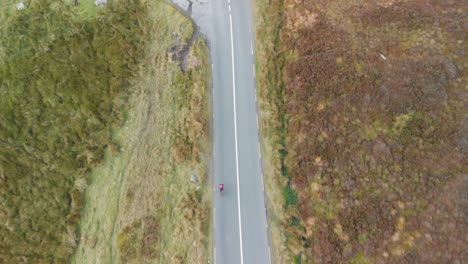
[[95, 0, 107, 6], [191, 174, 198, 183], [17, 2, 25, 10]]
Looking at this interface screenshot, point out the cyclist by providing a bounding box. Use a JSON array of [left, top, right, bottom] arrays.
[[219, 183, 224, 193]]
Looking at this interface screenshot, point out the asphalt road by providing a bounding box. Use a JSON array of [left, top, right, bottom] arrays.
[[209, 0, 271, 263]]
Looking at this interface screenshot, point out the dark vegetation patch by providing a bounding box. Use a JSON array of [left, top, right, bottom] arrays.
[[0, 0, 152, 262], [261, 0, 466, 262]]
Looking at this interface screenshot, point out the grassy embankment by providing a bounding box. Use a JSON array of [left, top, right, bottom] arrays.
[[0, 0, 210, 263], [254, 1, 291, 263], [255, 0, 466, 263], [73, 2, 211, 263]]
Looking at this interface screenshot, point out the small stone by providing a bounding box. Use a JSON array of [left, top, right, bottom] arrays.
[[95, 0, 107, 6], [17, 2, 25, 10], [191, 174, 198, 183]]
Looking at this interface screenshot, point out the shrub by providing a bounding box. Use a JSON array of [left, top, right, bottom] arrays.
[[283, 185, 298, 207]]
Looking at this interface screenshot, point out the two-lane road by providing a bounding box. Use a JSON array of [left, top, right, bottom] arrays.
[[211, 0, 271, 263]]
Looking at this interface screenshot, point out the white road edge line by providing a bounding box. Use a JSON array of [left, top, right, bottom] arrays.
[[253, 63, 256, 78], [214, 247, 217, 264], [261, 174, 264, 192], [212, 63, 215, 124], [251, 42, 253, 55], [268, 246, 272, 264], [261, 170, 264, 191], [229, 13, 245, 264]]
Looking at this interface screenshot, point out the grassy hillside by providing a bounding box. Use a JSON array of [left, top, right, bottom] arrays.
[[0, 0, 210, 263], [255, 0, 466, 263], [72, 2, 211, 264]]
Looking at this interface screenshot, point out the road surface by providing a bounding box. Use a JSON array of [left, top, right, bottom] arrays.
[[209, 0, 271, 264], [170, 0, 270, 262]]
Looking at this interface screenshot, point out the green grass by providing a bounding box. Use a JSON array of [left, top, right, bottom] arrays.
[[283, 185, 298, 207], [0, 0, 210, 263], [349, 252, 371, 264], [0, 0, 152, 262], [72, 2, 211, 264], [74, 0, 102, 20]]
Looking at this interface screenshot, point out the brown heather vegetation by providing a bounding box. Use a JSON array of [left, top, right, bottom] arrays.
[[255, 0, 466, 263]]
